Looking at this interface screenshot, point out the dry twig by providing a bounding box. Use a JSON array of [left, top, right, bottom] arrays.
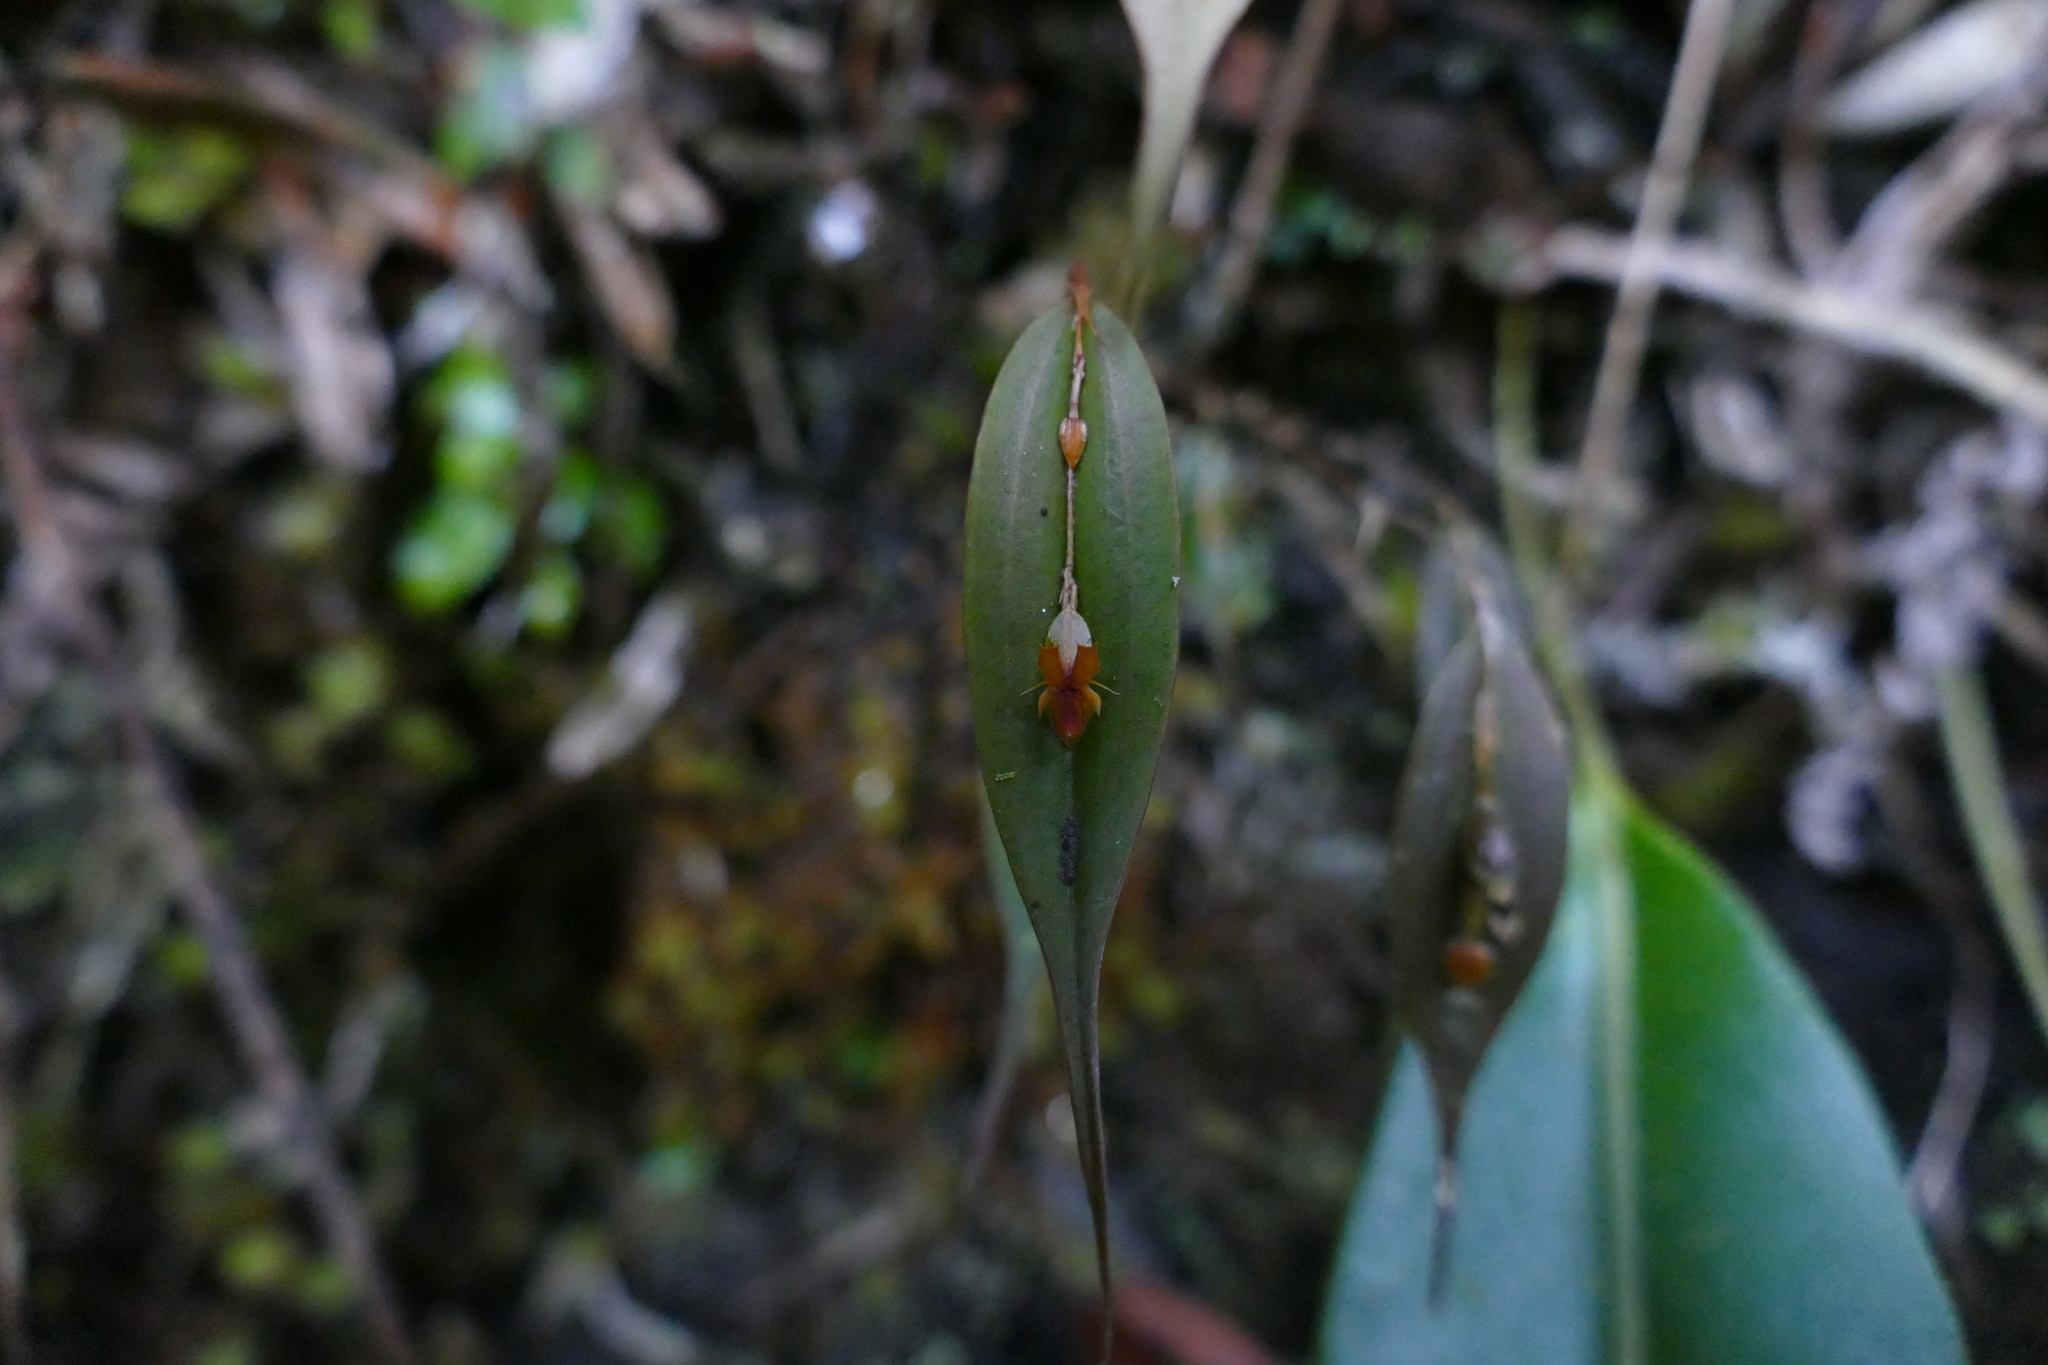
[[1182, 0, 1346, 353], [117, 712, 413, 1362], [1564, 0, 1738, 578], [1537, 226, 2048, 426], [0, 254, 413, 1363]]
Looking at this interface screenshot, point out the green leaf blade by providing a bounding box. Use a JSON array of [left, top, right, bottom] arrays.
[[1069, 302, 1182, 966], [1631, 810, 1965, 1365], [1322, 834, 1606, 1362], [963, 294, 1179, 1300], [964, 306, 1075, 976], [1321, 791, 1966, 1365]]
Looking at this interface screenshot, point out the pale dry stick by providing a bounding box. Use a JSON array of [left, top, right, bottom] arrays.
[[1776, 0, 1866, 278], [1831, 56, 2048, 304], [730, 282, 804, 475], [1564, 0, 1740, 581], [1777, 25, 2048, 528], [1539, 227, 2048, 427], [0, 271, 412, 1365], [1182, 0, 1345, 353], [1818, 45, 2048, 1175]]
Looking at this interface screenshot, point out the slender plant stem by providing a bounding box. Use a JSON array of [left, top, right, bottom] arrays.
[[1494, 302, 1645, 1365], [1493, 305, 1616, 783], [1564, 0, 1738, 581], [1934, 664, 2048, 1042]]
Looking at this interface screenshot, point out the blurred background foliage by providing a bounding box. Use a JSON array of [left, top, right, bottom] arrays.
[[0, 0, 2041, 1361]]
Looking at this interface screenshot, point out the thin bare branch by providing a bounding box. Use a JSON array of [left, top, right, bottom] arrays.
[[1537, 226, 2048, 427], [1182, 0, 1346, 353], [1833, 66, 2048, 301], [1776, 0, 1861, 277], [0, 266, 412, 1364], [116, 711, 413, 1363], [1564, 0, 1739, 579]]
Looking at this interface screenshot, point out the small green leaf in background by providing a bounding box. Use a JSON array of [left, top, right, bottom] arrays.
[[963, 292, 1179, 1307], [122, 127, 252, 233], [304, 640, 389, 730], [541, 450, 602, 543], [393, 491, 516, 614], [198, 334, 287, 405], [219, 1227, 300, 1296], [1319, 787, 1967, 1365], [190, 1336, 256, 1365], [395, 343, 535, 614], [437, 42, 535, 181], [521, 551, 583, 639], [436, 429, 522, 497], [1176, 430, 1273, 646], [543, 126, 613, 207], [386, 707, 476, 781], [428, 346, 521, 439], [293, 1256, 358, 1317], [452, 0, 584, 31], [545, 360, 600, 431], [321, 0, 380, 61], [595, 477, 667, 580]]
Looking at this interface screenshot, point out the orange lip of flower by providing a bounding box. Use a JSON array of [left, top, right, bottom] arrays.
[[1442, 938, 1495, 988], [1038, 642, 1102, 745]]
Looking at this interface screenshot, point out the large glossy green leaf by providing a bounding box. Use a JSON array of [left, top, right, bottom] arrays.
[[1320, 786, 1965, 1365], [963, 298, 1179, 1296]]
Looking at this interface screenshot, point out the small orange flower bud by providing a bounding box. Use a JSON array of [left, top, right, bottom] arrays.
[[1442, 938, 1495, 989], [1059, 415, 1088, 467]]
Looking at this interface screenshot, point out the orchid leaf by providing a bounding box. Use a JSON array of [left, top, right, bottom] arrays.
[[1321, 786, 1966, 1365], [963, 289, 1179, 1310]]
